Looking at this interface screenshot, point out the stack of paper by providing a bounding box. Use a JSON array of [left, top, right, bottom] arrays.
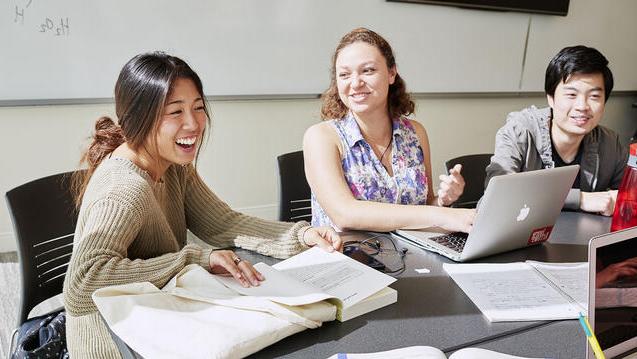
[[443, 261, 588, 322]]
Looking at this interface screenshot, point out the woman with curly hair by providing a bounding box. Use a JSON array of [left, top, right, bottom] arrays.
[[304, 28, 475, 232]]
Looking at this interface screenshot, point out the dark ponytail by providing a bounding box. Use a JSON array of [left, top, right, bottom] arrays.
[[71, 116, 126, 209], [86, 117, 126, 167]]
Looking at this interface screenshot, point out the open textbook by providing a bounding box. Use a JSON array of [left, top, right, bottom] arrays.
[[216, 246, 397, 321], [443, 261, 588, 322], [327, 346, 543, 359], [93, 247, 396, 358]]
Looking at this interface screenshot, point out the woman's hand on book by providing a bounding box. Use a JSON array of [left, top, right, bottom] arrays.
[[302, 226, 343, 252], [208, 250, 264, 288]]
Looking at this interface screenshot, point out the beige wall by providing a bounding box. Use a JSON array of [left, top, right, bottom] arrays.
[[1, 94, 635, 251]]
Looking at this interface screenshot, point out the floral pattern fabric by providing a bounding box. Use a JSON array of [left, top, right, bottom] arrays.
[[311, 112, 428, 228]]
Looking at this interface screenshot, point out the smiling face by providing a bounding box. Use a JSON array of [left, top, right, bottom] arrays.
[[152, 77, 207, 170], [335, 41, 397, 119], [548, 72, 606, 140]]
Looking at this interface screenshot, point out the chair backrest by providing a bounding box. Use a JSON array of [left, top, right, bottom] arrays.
[[444, 153, 493, 208], [5, 171, 80, 325], [276, 151, 312, 222]]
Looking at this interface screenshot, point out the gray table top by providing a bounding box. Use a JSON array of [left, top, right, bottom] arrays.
[[114, 211, 612, 359], [246, 211, 611, 358], [463, 320, 586, 359]]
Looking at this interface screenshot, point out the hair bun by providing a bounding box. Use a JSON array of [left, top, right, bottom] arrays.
[[94, 116, 124, 141], [95, 116, 117, 131], [85, 116, 126, 169]]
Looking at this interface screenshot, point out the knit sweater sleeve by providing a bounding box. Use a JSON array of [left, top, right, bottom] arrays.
[[184, 168, 310, 259], [64, 196, 211, 316]]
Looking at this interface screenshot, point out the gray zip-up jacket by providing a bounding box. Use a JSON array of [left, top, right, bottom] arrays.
[[485, 106, 628, 210]]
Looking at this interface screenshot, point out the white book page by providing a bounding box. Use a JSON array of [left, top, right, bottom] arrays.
[[526, 261, 588, 310], [450, 347, 543, 359], [214, 263, 334, 306], [443, 262, 581, 321], [326, 346, 446, 359], [273, 247, 396, 308], [325, 346, 542, 359]]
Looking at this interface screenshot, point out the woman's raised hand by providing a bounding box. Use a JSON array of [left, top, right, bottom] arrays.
[[437, 164, 466, 206]]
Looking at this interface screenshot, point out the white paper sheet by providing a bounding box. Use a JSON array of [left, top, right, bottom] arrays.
[[325, 346, 543, 359], [326, 346, 446, 359], [214, 263, 334, 306], [526, 261, 588, 310], [443, 262, 587, 321], [273, 247, 396, 308]]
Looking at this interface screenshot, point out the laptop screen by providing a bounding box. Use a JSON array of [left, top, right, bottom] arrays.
[[591, 230, 637, 357]]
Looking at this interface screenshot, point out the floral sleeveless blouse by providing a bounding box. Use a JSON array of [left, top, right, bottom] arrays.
[[311, 113, 429, 228]]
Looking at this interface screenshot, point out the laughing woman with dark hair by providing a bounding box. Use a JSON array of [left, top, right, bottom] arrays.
[[63, 52, 341, 358]]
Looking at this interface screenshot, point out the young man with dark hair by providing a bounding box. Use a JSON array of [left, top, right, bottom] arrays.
[[485, 45, 628, 216]]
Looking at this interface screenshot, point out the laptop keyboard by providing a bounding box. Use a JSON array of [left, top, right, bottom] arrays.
[[430, 232, 469, 252]]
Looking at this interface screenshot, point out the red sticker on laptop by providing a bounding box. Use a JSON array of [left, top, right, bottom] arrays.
[[528, 226, 553, 245]]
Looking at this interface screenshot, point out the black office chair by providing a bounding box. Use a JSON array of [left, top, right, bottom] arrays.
[[444, 153, 493, 208], [276, 151, 312, 222], [5, 171, 79, 355]]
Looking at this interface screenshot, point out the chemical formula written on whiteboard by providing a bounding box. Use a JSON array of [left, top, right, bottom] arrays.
[[39, 17, 70, 36], [13, 0, 70, 36]]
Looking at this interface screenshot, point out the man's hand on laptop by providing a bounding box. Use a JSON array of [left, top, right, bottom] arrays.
[[580, 190, 617, 216]]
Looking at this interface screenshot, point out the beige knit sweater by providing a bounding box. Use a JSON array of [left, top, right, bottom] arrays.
[[62, 157, 309, 358]]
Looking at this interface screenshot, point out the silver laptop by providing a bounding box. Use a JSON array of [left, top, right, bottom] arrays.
[[588, 227, 637, 359], [393, 165, 579, 262]]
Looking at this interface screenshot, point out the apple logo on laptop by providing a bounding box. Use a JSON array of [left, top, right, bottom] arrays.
[[516, 204, 530, 222]]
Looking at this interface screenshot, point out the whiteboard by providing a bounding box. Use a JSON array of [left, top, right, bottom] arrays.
[[521, 0, 637, 92], [1, 0, 529, 102]]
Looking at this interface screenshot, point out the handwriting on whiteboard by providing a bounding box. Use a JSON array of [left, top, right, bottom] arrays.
[[39, 17, 70, 36], [13, 0, 70, 36]]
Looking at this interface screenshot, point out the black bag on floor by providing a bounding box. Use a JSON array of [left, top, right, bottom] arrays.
[[12, 309, 68, 359]]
